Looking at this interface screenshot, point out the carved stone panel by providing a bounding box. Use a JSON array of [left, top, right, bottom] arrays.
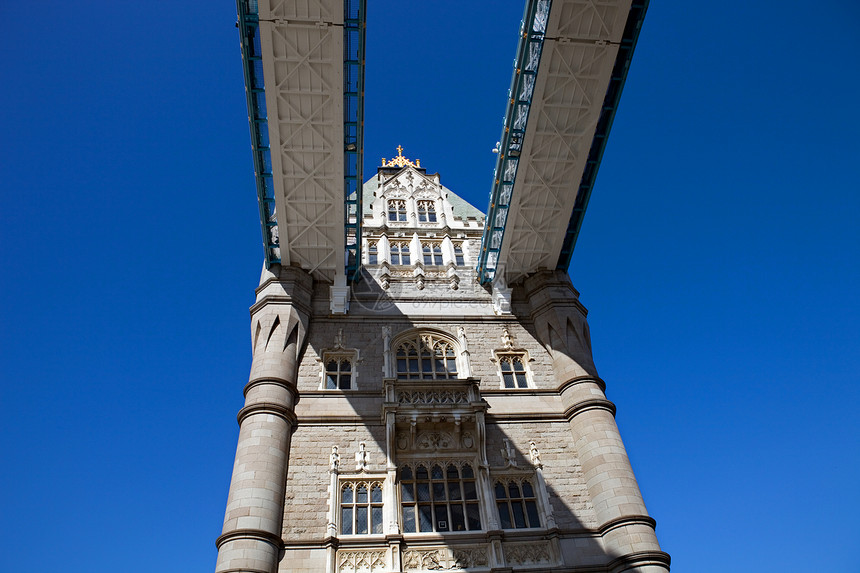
[[337, 549, 387, 573], [502, 541, 553, 566], [402, 545, 489, 571]]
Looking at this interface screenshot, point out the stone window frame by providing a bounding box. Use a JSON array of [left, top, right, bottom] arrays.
[[492, 475, 543, 530], [338, 478, 386, 536], [491, 350, 533, 389], [453, 243, 465, 266], [387, 199, 407, 222], [421, 242, 444, 266], [416, 200, 437, 223], [389, 241, 411, 266], [394, 331, 460, 380], [367, 241, 378, 265], [397, 459, 483, 534], [320, 350, 360, 390]]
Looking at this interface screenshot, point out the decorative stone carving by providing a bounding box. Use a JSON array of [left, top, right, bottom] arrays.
[[501, 439, 517, 467], [502, 541, 552, 566], [416, 431, 454, 450], [402, 546, 489, 571], [397, 390, 469, 405], [529, 440, 542, 468], [338, 549, 387, 573], [501, 327, 514, 349], [461, 432, 474, 449], [396, 432, 409, 450], [330, 445, 340, 472], [355, 441, 368, 471]]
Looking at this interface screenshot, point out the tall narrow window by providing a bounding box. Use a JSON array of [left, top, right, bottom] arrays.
[[326, 358, 352, 389], [395, 334, 458, 379], [341, 481, 384, 535], [454, 244, 465, 266], [390, 242, 411, 265], [499, 355, 528, 388], [388, 200, 407, 222], [417, 200, 437, 222], [495, 479, 541, 529], [368, 242, 378, 264], [422, 243, 443, 265], [400, 463, 481, 533]]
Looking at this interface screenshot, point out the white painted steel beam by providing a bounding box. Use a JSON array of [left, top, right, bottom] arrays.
[[259, 0, 345, 283], [498, 0, 632, 284]]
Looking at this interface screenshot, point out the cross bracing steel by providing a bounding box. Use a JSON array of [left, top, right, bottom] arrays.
[[237, 0, 365, 281], [477, 0, 648, 285]]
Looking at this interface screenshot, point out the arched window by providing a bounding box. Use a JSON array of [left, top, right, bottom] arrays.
[[454, 244, 465, 266], [341, 481, 384, 535], [417, 200, 437, 222], [390, 242, 411, 265], [367, 242, 378, 264], [388, 200, 407, 222], [494, 479, 541, 529], [400, 463, 481, 533], [325, 358, 352, 389], [395, 333, 458, 379], [499, 355, 528, 388], [422, 243, 443, 266]]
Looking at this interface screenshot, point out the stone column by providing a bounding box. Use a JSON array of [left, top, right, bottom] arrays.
[[523, 271, 668, 573], [215, 265, 313, 573]]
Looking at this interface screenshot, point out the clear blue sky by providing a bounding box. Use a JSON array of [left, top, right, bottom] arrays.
[[2, 1, 858, 571]]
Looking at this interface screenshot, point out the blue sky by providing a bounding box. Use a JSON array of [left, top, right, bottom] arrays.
[[2, 1, 858, 571]]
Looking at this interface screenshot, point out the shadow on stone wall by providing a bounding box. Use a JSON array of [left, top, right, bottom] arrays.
[[278, 268, 669, 572]]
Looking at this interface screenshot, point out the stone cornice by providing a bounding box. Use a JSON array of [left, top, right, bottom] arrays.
[[244, 377, 298, 402], [237, 402, 297, 427], [215, 527, 284, 551], [563, 398, 617, 420], [249, 294, 313, 318], [558, 375, 607, 393], [597, 514, 657, 536], [607, 550, 672, 572]]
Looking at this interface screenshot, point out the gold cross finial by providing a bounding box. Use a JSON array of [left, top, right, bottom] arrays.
[[382, 145, 420, 168]]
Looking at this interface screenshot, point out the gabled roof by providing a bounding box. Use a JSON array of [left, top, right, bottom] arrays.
[[362, 168, 485, 221]]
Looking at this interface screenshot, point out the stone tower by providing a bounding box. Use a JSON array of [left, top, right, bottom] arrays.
[[215, 151, 669, 572]]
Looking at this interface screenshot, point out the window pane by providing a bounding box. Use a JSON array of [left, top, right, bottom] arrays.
[[522, 481, 535, 497], [342, 486, 353, 503], [371, 485, 382, 503], [341, 507, 353, 534], [327, 374, 338, 389], [418, 505, 433, 532], [355, 506, 368, 534], [400, 466, 413, 480], [401, 482, 414, 502], [446, 464, 459, 479], [417, 483, 431, 502], [448, 482, 462, 501], [371, 506, 383, 534], [434, 505, 449, 531], [497, 502, 512, 529], [511, 501, 526, 528], [461, 464, 474, 479], [450, 504, 466, 531], [421, 358, 432, 374], [525, 500, 541, 527], [402, 506, 416, 533], [432, 482, 446, 501], [508, 482, 521, 498], [327, 360, 338, 371], [495, 483, 507, 499], [340, 374, 351, 389], [503, 373, 515, 388], [463, 481, 477, 500], [467, 503, 482, 530], [516, 373, 528, 388], [500, 360, 512, 372], [357, 485, 367, 503], [341, 361, 351, 372], [416, 465, 428, 479]]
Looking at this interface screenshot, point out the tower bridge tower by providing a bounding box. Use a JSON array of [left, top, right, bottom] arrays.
[[219, 0, 666, 570], [215, 151, 669, 573]]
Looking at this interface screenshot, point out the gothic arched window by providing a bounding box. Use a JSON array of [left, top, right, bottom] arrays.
[[422, 242, 443, 266], [395, 333, 458, 379], [417, 200, 437, 223], [494, 479, 541, 529], [390, 242, 411, 265], [499, 355, 528, 388], [388, 200, 407, 222], [367, 242, 378, 264], [340, 481, 384, 535]]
